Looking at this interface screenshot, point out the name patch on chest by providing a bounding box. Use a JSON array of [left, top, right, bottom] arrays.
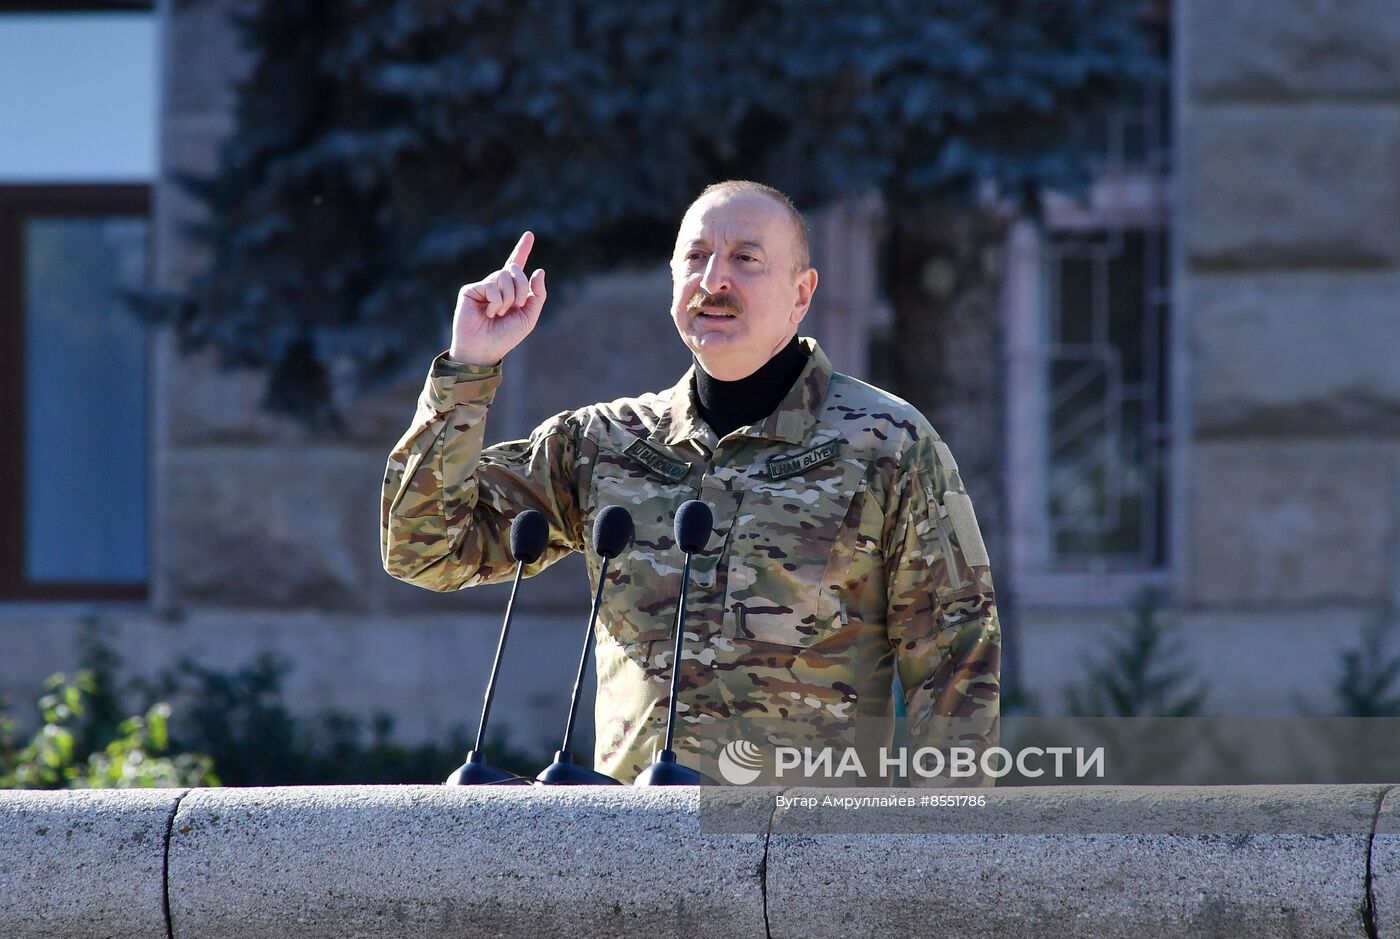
[[623, 438, 691, 483], [767, 439, 841, 480]]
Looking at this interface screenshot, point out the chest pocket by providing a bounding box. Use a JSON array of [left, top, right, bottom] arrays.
[[586, 445, 723, 648], [724, 447, 867, 648]]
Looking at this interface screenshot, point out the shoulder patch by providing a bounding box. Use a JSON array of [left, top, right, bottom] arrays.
[[623, 437, 691, 483], [767, 439, 841, 480]]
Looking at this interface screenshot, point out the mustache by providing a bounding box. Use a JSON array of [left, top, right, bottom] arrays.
[[687, 290, 743, 315]]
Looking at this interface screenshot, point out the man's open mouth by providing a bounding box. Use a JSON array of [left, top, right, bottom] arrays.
[[697, 308, 737, 319]]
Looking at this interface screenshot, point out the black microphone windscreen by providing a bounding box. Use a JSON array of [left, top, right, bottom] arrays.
[[509, 510, 550, 565], [591, 505, 635, 559], [674, 500, 713, 554]]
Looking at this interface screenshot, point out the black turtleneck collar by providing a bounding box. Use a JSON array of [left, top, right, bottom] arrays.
[[693, 336, 808, 438]]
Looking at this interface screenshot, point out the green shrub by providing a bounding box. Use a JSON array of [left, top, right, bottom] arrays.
[[2, 632, 551, 789], [0, 671, 217, 789], [136, 652, 549, 785]]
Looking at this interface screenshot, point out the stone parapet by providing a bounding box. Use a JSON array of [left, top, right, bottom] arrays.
[[2, 784, 1396, 938]]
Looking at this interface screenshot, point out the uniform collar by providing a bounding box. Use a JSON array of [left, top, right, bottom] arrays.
[[658, 337, 833, 448]]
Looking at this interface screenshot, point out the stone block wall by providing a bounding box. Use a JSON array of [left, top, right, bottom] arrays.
[[948, 1, 1400, 717], [1167, 0, 1400, 712], [971, 1, 1400, 717]]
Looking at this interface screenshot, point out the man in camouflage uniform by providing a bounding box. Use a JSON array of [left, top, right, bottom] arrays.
[[382, 181, 1001, 786]]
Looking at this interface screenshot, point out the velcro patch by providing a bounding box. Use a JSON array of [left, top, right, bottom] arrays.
[[943, 490, 990, 568], [623, 438, 691, 483], [767, 439, 841, 481]]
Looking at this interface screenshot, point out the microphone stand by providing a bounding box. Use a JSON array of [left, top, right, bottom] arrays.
[[635, 542, 715, 786], [445, 559, 531, 786], [535, 554, 623, 785]]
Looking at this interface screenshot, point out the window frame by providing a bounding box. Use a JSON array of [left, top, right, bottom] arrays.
[[1002, 181, 1177, 608], [999, 1, 1180, 609], [0, 182, 152, 601]]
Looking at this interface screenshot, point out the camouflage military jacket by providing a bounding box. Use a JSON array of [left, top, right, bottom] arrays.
[[381, 338, 1001, 786]]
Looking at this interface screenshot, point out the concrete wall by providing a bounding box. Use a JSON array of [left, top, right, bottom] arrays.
[[3, 784, 1398, 938]]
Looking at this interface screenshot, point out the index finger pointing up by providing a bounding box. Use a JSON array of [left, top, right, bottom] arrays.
[[505, 231, 534, 270]]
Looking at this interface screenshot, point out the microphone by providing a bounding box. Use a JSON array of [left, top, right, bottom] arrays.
[[445, 509, 550, 785], [536, 506, 634, 785], [635, 500, 717, 786], [675, 499, 712, 555]]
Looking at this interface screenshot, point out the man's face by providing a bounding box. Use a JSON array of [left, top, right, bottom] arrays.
[[669, 190, 818, 381]]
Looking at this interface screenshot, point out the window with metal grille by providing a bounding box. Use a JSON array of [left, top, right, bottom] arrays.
[[1003, 4, 1174, 600], [1043, 227, 1170, 571]]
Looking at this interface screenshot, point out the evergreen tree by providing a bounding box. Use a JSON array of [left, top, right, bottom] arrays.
[[139, 0, 1156, 425], [1066, 590, 1208, 718]]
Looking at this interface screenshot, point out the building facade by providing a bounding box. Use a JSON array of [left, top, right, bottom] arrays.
[[2, 0, 1397, 761]]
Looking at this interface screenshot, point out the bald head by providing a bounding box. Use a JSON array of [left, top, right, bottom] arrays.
[[682, 181, 811, 274]]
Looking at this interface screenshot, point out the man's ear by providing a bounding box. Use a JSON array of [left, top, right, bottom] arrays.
[[790, 267, 819, 325]]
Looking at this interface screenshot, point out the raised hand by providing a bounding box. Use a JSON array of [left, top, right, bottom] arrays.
[[449, 231, 548, 366]]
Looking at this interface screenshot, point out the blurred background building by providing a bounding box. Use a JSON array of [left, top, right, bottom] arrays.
[[2, 0, 1397, 766]]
